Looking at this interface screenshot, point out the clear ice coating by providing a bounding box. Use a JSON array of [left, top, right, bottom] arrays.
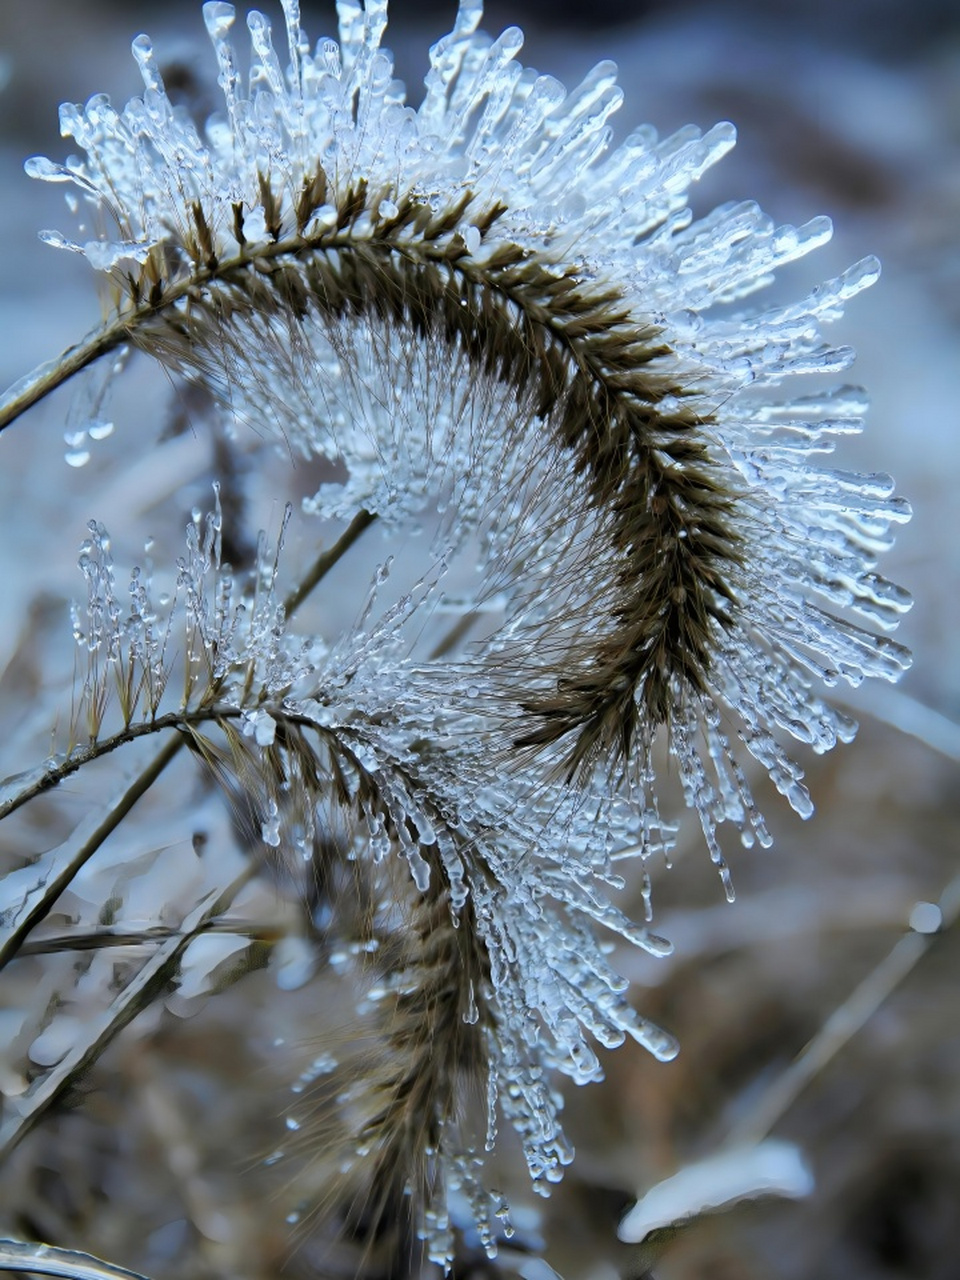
[[16, 0, 914, 1267]]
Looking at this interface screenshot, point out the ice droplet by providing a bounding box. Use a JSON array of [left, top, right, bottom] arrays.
[[261, 800, 281, 847], [39, 229, 80, 252], [462, 979, 479, 1025], [378, 198, 399, 219], [131, 33, 164, 94], [203, 1, 237, 40], [65, 449, 91, 468], [242, 707, 277, 746], [494, 1195, 514, 1238], [909, 901, 942, 934], [24, 156, 74, 182]]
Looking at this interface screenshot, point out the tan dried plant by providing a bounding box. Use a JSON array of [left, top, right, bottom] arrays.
[[0, 1, 912, 1276]]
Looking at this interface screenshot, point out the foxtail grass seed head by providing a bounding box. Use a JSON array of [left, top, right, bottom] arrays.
[[9, 0, 912, 1268]]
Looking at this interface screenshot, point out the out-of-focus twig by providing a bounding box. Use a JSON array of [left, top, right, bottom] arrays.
[[0, 1239, 152, 1280], [839, 686, 960, 764], [0, 863, 259, 1161], [728, 872, 960, 1146]]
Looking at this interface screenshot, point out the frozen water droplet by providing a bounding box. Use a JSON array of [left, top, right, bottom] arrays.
[[88, 419, 115, 441], [378, 198, 399, 219], [65, 449, 91, 468], [909, 901, 941, 934], [462, 980, 479, 1025], [463, 224, 481, 255], [131, 33, 163, 93], [204, 1, 237, 39], [40, 229, 79, 252], [24, 156, 73, 183], [285, 1115, 301, 1131]]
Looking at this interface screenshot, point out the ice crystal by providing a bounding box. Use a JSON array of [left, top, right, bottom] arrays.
[[68, 490, 304, 743], [15, 0, 913, 1266]]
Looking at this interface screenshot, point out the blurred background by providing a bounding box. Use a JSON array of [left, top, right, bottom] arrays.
[[0, 2, 958, 1278]]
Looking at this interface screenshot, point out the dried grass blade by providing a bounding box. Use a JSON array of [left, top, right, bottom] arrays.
[[0, 735, 183, 973], [0, 863, 258, 1161], [0, 1240, 151, 1280]]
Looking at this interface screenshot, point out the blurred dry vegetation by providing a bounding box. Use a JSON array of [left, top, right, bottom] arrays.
[[0, 1, 958, 1278]]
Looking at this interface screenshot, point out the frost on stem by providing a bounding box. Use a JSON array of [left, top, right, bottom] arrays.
[[68, 490, 301, 744], [0, 0, 914, 1268]]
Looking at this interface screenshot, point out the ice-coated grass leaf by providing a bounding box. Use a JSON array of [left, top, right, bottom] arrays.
[[0, 1240, 152, 1280]]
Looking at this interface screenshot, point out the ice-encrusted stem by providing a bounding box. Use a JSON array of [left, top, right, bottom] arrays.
[[0, 320, 131, 436], [0, 1239, 152, 1280]]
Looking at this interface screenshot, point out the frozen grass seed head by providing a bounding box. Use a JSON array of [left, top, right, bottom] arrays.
[[6, 0, 913, 1267]]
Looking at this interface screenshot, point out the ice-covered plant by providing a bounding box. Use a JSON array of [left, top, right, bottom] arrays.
[[0, 0, 911, 1274]]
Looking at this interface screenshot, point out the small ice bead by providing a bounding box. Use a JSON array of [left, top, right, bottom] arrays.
[[909, 901, 942, 934], [38, 229, 80, 253], [463, 224, 481, 255], [254, 712, 276, 746], [204, 1, 237, 39], [24, 156, 72, 183], [378, 198, 399, 219]]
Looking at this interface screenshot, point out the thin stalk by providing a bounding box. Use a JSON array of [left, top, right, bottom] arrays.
[[0, 218, 514, 435], [728, 872, 960, 1147], [0, 213, 517, 437], [428, 608, 479, 661], [282, 508, 376, 616], [0, 733, 181, 972], [1, 713, 198, 824], [16, 918, 282, 957], [0, 863, 259, 1161], [837, 687, 960, 765], [0, 1240, 152, 1280], [0, 321, 132, 436]]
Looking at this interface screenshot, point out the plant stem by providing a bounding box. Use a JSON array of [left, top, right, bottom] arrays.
[[0, 1239, 152, 1280], [0, 863, 259, 1162], [0, 733, 181, 973], [728, 872, 960, 1146], [282, 508, 376, 616], [0, 322, 132, 435]]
